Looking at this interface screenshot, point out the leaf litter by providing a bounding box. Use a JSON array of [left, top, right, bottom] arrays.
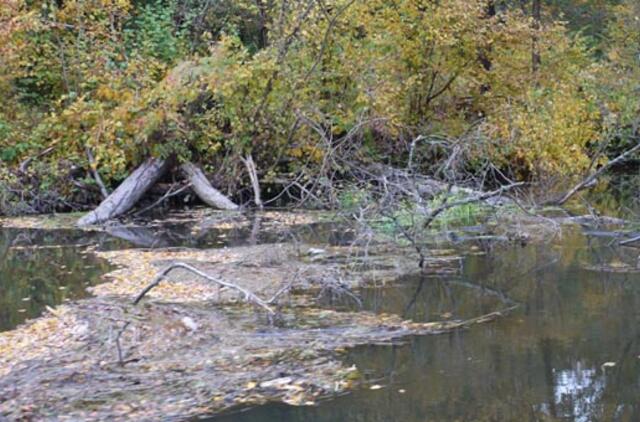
[[0, 211, 509, 421]]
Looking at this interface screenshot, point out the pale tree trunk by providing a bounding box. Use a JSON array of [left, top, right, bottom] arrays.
[[180, 162, 239, 210], [77, 158, 168, 226], [242, 154, 263, 209]]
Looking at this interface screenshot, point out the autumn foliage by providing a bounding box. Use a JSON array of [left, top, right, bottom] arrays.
[[0, 0, 637, 213]]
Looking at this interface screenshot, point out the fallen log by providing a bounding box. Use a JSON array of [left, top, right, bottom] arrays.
[[180, 162, 239, 210], [77, 158, 168, 226]]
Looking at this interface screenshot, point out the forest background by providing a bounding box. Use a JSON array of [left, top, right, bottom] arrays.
[[1, 0, 638, 215]]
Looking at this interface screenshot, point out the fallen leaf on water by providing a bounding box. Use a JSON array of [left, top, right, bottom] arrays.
[[369, 384, 383, 390]]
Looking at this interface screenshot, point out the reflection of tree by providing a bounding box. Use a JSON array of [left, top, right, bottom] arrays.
[[195, 226, 640, 422], [0, 229, 111, 331]]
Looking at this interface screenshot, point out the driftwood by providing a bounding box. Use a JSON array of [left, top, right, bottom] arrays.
[[115, 262, 298, 364], [180, 162, 239, 210], [78, 158, 168, 226], [133, 262, 276, 314]]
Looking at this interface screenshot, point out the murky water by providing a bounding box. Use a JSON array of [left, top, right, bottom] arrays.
[[0, 214, 353, 331], [211, 228, 640, 421], [3, 212, 640, 420], [0, 228, 120, 330]]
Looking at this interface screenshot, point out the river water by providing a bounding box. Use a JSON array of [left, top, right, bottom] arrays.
[[2, 214, 640, 421], [212, 226, 640, 421]]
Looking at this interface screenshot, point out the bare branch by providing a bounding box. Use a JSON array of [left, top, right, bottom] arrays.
[[133, 262, 276, 315], [423, 182, 525, 228], [550, 141, 640, 206], [85, 147, 109, 199]]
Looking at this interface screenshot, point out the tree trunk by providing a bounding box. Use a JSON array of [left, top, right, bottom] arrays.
[[242, 154, 263, 209], [180, 162, 239, 210], [531, 0, 541, 73], [77, 158, 168, 226]]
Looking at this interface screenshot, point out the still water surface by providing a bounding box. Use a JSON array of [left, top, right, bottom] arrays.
[[212, 228, 640, 421], [2, 217, 640, 420]]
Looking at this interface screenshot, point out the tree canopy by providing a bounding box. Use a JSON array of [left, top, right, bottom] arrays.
[[0, 0, 638, 213]]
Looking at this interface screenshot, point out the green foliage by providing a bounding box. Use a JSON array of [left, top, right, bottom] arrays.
[[338, 187, 371, 212], [126, 0, 186, 65]]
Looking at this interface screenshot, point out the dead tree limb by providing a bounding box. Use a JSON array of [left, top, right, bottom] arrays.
[[550, 142, 640, 206], [132, 182, 192, 217], [423, 182, 525, 228], [242, 154, 263, 209], [180, 162, 239, 210], [77, 157, 168, 226], [620, 235, 640, 246], [18, 146, 56, 174], [85, 147, 109, 199], [133, 262, 275, 314]]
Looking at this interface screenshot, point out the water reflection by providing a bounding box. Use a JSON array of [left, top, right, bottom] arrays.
[[103, 219, 354, 249], [0, 228, 113, 331], [0, 215, 352, 331], [211, 228, 640, 422]]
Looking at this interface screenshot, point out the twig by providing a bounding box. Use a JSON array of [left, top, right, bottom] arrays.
[[115, 321, 131, 366], [423, 182, 525, 228], [133, 262, 275, 314], [85, 147, 109, 199], [266, 270, 301, 304], [550, 141, 640, 206], [132, 183, 191, 217], [18, 146, 56, 174]]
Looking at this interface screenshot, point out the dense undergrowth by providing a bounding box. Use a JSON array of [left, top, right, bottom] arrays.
[[1, 0, 639, 214]]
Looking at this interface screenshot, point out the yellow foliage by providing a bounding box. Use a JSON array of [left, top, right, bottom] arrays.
[[0, 0, 630, 189]]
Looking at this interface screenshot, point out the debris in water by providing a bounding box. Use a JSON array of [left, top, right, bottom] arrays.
[[601, 362, 616, 370]]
